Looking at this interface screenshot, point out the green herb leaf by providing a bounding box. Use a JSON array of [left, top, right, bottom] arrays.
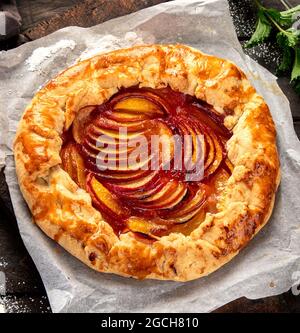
[[277, 46, 292, 74], [248, 1, 300, 96], [265, 8, 283, 25], [245, 9, 272, 48], [279, 5, 300, 27], [291, 47, 300, 82], [277, 28, 300, 48], [264, 6, 300, 28]]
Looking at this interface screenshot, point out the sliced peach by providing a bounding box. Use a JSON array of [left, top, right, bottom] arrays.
[[85, 128, 149, 156], [118, 113, 155, 123], [141, 183, 188, 210], [170, 209, 207, 235], [114, 97, 164, 115], [150, 121, 175, 169], [203, 132, 215, 170], [72, 106, 95, 144], [94, 116, 148, 132], [89, 176, 124, 216], [205, 134, 223, 177], [125, 179, 166, 200], [94, 152, 152, 172], [96, 169, 152, 183], [168, 208, 203, 224], [176, 122, 193, 168], [83, 151, 153, 177], [160, 187, 205, 223], [107, 170, 159, 193], [81, 144, 99, 160], [190, 122, 205, 165], [126, 217, 167, 236], [111, 90, 170, 113], [190, 104, 231, 139], [85, 139, 134, 156], [61, 143, 86, 189], [179, 121, 205, 171], [108, 110, 152, 122], [142, 181, 176, 203], [92, 125, 146, 140], [87, 126, 117, 145], [224, 157, 234, 174]]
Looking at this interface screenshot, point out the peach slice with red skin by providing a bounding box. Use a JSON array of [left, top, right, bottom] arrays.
[[176, 120, 205, 172], [159, 187, 206, 223], [142, 180, 179, 203], [107, 95, 165, 123], [91, 125, 147, 140], [87, 174, 129, 217], [107, 110, 153, 122], [126, 216, 167, 237], [95, 169, 152, 184], [205, 132, 224, 177], [189, 103, 231, 140], [84, 139, 135, 156], [112, 92, 167, 114], [61, 143, 86, 189], [72, 106, 95, 144], [105, 170, 160, 194], [224, 157, 234, 173], [138, 181, 188, 210], [124, 177, 167, 200], [94, 115, 150, 132]]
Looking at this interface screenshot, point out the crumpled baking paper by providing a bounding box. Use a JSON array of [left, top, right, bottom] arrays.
[[0, 0, 300, 313]]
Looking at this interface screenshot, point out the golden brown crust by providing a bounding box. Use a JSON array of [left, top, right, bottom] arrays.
[[13, 44, 280, 281]]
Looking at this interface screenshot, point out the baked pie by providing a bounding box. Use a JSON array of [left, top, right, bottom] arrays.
[[14, 45, 280, 281]]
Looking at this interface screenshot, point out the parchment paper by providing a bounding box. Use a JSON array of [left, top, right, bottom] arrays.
[[1, 0, 300, 313]]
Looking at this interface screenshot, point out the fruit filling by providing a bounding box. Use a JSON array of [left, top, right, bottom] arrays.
[[60, 87, 233, 239]]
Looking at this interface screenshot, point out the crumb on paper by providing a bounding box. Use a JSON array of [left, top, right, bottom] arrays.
[[25, 39, 76, 72]]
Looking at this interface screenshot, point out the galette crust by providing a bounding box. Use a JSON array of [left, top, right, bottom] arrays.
[[13, 44, 280, 281]]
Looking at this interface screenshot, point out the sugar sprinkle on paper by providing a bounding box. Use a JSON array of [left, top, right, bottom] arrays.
[[25, 39, 76, 72], [0, 295, 50, 313], [79, 32, 147, 61]]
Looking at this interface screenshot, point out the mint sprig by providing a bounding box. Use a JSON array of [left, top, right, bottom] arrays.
[[246, 0, 300, 96], [245, 10, 272, 48]]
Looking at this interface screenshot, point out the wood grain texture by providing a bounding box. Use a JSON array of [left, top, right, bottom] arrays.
[[18, 0, 170, 40], [215, 292, 300, 313], [16, 0, 81, 30]]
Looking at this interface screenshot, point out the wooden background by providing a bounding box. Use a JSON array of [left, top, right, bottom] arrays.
[[0, 0, 299, 313]]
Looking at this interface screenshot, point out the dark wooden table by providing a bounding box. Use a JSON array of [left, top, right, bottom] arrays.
[[0, 0, 299, 313]]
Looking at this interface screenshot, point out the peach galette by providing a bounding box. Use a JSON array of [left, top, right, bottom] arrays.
[[14, 45, 280, 281]]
